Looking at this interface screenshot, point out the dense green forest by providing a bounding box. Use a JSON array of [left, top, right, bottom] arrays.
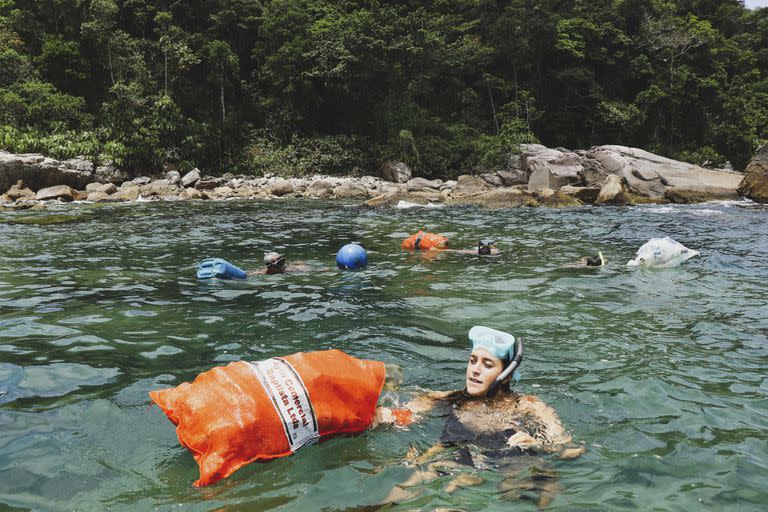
[[0, 0, 766, 178]]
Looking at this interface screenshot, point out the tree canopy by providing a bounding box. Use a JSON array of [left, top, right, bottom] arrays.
[[0, 0, 766, 176]]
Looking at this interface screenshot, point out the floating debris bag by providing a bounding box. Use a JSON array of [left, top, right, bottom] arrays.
[[150, 350, 386, 486], [626, 237, 700, 268], [401, 230, 449, 251]]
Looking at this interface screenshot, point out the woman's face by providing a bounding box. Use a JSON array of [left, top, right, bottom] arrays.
[[465, 347, 505, 396]]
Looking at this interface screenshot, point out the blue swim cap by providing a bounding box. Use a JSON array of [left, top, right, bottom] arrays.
[[469, 326, 522, 383], [469, 326, 516, 360], [336, 243, 368, 270]]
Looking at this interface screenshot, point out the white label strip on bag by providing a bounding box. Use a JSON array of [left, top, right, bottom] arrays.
[[250, 358, 319, 451]]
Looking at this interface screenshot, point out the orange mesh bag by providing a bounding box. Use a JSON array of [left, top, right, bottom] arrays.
[[401, 230, 449, 251], [149, 349, 386, 486]]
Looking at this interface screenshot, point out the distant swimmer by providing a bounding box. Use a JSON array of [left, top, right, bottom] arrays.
[[402, 232, 500, 256], [247, 251, 314, 276], [563, 251, 605, 268], [444, 240, 502, 256]]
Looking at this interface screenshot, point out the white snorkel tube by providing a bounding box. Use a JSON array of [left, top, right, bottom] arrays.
[[488, 337, 524, 397]]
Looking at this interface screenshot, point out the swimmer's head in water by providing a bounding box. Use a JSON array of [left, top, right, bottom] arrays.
[[478, 241, 493, 255], [586, 251, 604, 267], [466, 326, 521, 397], [263, 252, 286, 274]]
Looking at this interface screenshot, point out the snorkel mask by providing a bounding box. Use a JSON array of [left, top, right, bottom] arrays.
[[264, 252, 287, 273], [468, 326, 524, 397], [478, 241, 493, 255]]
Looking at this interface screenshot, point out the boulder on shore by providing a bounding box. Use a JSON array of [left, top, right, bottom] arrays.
[[381, 161, 412, 183], [738, 142, 768, 203], [595, 174, 630, 205], [181, 168, 201, 188], [451, 175, 490, 196], [334, 180, 368, 199], [0, 152, 127, 192], [269, 179, 294, 197], [4, 181, 35, 201], [35, 185, 78, 202], [521, 145, 583, 187], [582, 145, 742, 201]]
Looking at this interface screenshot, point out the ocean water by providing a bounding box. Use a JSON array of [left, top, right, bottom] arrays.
[[0, 199, 766, 511]]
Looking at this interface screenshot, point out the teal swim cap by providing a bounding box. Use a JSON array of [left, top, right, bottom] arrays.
[[469, 326, 516, 361]]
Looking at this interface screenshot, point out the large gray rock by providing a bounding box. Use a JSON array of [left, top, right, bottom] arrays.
[[583, 145, 742, 200], [132, 176, 152, 186], [406, 177, 443, 191], [0, 152, 117, 192], [195, 176, 224, 190], [381, 161, 412, 183], [479, 173, 503, 187], [451, 175, 490, 196], [166, 170, 181, 185], [595, 174, 629, 205], [334, 180, 369, 199], [86, 191, 124, 203], [738, 142, 768, 203], [86, 182, 118, 194], [269, 179, 294, 197], [497, 169, 527, 186], [97, 183, 118, 195], [527, 163, 554, 192], [111, 185, 140, 201], [140, 179, 181, 197], [521, 145, 583, 187], [181, 168, 201, 187], [35, 185, 77, 202], [306, 179, 335, 198]]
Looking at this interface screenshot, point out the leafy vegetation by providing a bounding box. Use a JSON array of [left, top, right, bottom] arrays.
[[0, 0, 766, 176]]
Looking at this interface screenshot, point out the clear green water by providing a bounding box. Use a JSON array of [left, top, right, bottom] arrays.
[[0, 200, 766, 511]]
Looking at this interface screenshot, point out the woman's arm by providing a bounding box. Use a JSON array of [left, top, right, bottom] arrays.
[[372, 389, 452, 428]]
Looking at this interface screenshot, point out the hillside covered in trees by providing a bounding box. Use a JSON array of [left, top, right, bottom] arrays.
[[1, 0, 766, 178]]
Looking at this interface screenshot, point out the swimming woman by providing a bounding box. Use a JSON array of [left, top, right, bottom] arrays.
[[376, 326, 584, 506]]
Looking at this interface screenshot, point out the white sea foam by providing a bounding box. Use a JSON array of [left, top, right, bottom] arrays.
[[396, 200, 444, 209]]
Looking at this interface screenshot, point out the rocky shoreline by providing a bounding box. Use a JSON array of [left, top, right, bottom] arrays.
[[1, 143, 766, 210]]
